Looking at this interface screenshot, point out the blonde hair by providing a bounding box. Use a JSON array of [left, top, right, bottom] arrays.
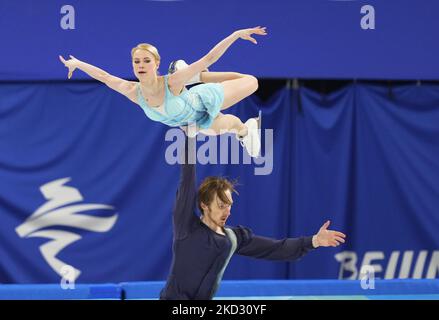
[[131, 43, 161, 63]]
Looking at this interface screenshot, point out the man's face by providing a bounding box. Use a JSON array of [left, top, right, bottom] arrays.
[[203, 190, 233, 228]]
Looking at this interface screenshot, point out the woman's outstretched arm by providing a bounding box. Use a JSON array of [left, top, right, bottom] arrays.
[[207, 26, 267, 64], [59, 55, 135, 97], [169, 26, 267, 89]]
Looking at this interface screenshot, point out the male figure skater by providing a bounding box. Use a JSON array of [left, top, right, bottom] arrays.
[[160, 137, 346, 300]]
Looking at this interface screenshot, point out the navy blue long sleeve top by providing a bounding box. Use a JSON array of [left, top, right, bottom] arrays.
[[160, 143, 315, 300]]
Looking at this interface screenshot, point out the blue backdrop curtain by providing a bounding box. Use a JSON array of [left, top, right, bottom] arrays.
[[0, 81, 438, 283]]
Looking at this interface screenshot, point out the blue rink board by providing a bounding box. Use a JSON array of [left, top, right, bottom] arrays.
[[216, 294, 439, 300], [0, 284, 121, 300], [120, 280, 439, 300], [0, 280, 438, 300]]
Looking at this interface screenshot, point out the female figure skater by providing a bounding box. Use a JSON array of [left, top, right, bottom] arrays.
[[59, 26, 267, 157]]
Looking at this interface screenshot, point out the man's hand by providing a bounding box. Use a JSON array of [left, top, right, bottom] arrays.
[[312, 221, 346, 248], [234, 26, 267, 44]]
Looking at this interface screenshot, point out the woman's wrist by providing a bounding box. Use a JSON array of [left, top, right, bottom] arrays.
[[75, 60, 86, 70]]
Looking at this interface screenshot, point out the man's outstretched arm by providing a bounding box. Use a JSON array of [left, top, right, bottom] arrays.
[[233, 221, 346, 261], [173, 137, 198, 239]]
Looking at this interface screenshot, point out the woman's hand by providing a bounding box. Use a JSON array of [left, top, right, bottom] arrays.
[[234, 26, 267, 44], [59, 55, 80, 79]]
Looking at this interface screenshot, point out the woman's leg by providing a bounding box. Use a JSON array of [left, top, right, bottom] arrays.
[[199, 113, 247, 137], [219, 75, 258, 110], [200, 72, 258, 110], [199, 112, 261, 158], [200, 71, 245, 83], [196, 74, 260, 157]]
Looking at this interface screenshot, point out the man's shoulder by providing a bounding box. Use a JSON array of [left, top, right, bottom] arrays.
[[225, 225, 253, 239]]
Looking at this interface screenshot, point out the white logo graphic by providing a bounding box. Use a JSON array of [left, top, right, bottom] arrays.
[[15, 178, 118, 282]]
